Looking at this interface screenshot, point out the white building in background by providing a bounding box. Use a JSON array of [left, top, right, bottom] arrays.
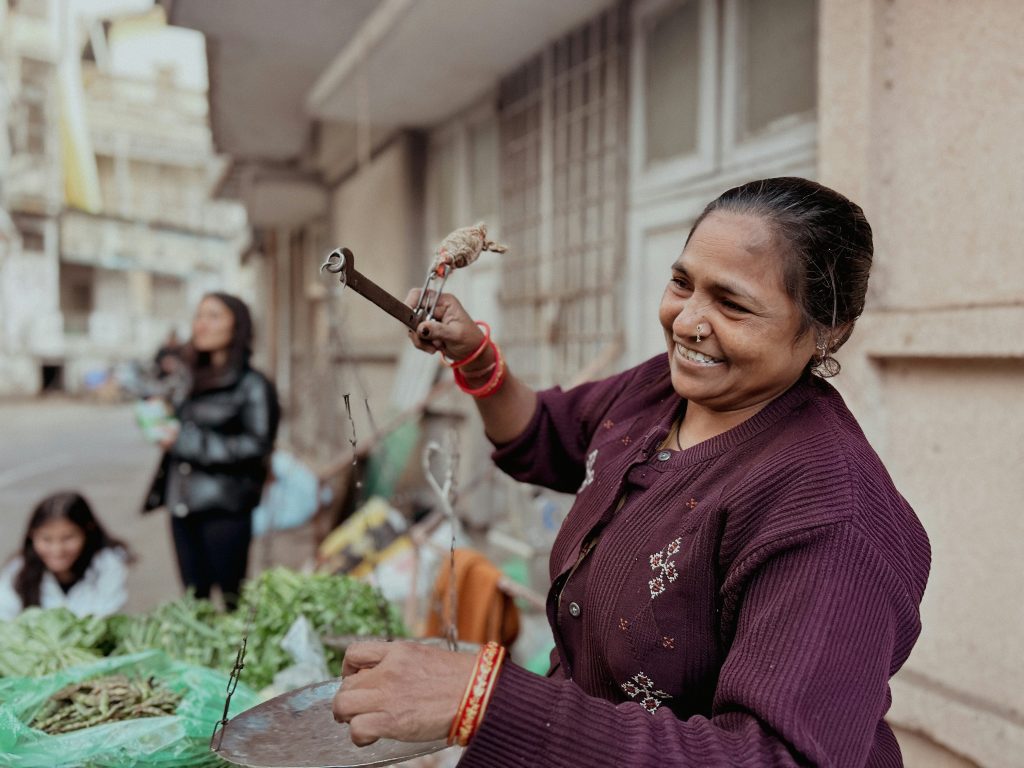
[[0, 2, 247, 395], [0, 0, 63, 393], [0, 2, 16, 389]]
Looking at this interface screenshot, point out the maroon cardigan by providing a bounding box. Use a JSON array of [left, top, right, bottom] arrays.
[[459, 355, 930, 767]]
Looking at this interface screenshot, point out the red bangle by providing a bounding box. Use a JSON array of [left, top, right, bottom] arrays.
[[442, 322, 490, 369], [453, 341, 506, 398], [447, 641, 506, 747]]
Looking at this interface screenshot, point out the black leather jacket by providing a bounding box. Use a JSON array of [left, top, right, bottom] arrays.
[[143, 368, 279, 517]]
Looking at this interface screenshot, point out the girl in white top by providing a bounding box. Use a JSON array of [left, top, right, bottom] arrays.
[[0, 491, 132, 621]]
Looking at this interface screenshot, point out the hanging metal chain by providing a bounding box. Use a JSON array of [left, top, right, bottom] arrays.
[[366, 396, 397, 641], [443, 432, 460, 652], [344, 393, 395, 641], [440, 468, 459, 652], [210, 596, 259, 753], [343, 394, 363, 494], [422, 430, 460, 651]]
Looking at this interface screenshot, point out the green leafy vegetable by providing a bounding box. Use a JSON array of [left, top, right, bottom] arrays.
[[0, 569, 404, 692], [232, 567, 405, 689], [0, 607, 106, 677]]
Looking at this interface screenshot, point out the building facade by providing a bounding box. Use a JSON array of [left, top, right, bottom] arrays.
[[0, 0, 63, 393], [0, 2, 248, 395], [59, 52, 247, 392]]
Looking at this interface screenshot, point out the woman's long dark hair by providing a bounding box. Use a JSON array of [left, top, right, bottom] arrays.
[[13, 491, 132, 608], [186, 292, 255, 395]]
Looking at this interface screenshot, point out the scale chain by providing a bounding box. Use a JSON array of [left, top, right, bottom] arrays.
[[442, 431, 460, 652], [210, 597, 259, 752], [344, 393, 394, 641]]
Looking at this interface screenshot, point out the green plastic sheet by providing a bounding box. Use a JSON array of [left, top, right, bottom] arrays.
[[0, 650, 259, 768]]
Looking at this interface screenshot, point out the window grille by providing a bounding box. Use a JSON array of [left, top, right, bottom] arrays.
[[498, 4, 628, 387]]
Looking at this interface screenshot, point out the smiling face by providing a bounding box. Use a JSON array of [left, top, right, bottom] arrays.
[[659, 211, 816, 417], [191, 296, 235, 354], [30, 518, 87, 581]]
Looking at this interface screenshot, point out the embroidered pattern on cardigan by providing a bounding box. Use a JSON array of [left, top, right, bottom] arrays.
[[621, 671, 671, 713], [578, 449, 598, 493], [648, 537, 682, 598]]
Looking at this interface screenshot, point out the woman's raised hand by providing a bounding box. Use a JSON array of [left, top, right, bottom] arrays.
[[405, 289, 486, 364], [405, 287, 536, 443], [332, 641, 476, 746]]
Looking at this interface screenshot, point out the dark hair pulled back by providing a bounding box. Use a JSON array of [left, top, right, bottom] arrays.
[[688, 177, 873, 377]]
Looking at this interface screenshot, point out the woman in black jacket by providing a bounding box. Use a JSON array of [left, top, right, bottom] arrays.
[[144, 292, 279, 609]]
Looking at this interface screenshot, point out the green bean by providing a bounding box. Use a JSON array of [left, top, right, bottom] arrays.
[[29, 674, 184, 735]]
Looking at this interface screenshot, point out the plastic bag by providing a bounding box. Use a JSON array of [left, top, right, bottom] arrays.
[[133, 398, 180, 445], [0, 650, 259, 768], [263, 615, 332, 698], [252, 451, 321, 536]]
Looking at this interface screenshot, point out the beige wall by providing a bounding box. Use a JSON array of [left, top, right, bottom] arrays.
[[819, 2, 1024, 766], [331, 134, 423, 349], [323, 134, 426, 448]]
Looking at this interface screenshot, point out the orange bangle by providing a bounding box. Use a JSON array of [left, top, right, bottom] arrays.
[[453, 341, 506, 398], [447, 665, 477, 746], [447, 642, 506, 747], [442, 322, 490, 369]]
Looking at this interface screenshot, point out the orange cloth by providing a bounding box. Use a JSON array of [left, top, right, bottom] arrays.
[[425, 549, 520, 648]]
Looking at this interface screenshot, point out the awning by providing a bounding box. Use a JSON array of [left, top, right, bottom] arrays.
[[164, 0, 615, 164], [162, 0, 378, 162], [307, 0, 616, 127]]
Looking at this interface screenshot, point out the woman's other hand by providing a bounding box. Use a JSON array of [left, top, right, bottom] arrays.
[[333, 641, 476, 746], [405, 289, 485, 364]]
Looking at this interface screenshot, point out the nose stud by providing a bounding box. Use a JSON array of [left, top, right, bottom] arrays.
[[695, 323, 704, 343]]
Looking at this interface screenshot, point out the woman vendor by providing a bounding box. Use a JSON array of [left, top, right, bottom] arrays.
[[333, 177, 931, 766]]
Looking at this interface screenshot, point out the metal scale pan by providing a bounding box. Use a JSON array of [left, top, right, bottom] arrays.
[[213, 678, 450, 768]]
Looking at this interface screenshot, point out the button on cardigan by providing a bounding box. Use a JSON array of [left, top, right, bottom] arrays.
[[460, 354, 931, 767]]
